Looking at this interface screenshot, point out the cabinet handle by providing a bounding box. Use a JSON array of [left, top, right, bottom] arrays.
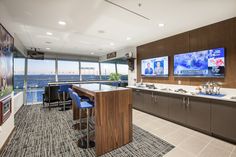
[[156, 95, 158, 102], [183, 97, 186, 105], [187, 97, 190, 108], [136, 90, 140, 92], [152, 92, 153, 98]]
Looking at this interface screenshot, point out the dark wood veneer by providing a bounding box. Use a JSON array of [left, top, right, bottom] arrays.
[[137, 17, 236, 88]]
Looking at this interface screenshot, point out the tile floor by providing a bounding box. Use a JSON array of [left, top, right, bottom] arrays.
[[133, 109, 236, 157]]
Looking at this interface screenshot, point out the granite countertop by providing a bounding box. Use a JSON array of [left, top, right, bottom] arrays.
[[128, 85, 236, 103]]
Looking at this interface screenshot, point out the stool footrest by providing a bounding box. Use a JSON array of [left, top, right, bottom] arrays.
[[78, 139, 95, 149]]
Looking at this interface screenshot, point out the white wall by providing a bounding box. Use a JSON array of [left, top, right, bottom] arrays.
[[13, 92, 24, 114], [0, 2, 15, 149], [99, 47, 137, 86]]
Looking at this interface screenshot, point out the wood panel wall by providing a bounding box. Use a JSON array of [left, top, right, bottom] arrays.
[[137, 17, 236, 88]]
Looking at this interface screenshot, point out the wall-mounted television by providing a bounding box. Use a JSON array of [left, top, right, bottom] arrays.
[[141, 56, 169, 77], [174, 48, 225, 77], [0, 24, 14, 100]]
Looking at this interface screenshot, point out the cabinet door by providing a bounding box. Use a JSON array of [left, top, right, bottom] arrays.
[[140, 90, 152, 114], [211, 101, 236, 142], [132, 89, 152, 113], [168, 95, 187, 124], [186, 97, 211, 133], [154, 93, 169, 118]]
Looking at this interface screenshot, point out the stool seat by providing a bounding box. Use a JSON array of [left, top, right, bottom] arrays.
[[79, 101, 94, 109]]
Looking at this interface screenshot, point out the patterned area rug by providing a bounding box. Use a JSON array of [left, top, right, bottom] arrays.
[[0, 105, 174, 157]]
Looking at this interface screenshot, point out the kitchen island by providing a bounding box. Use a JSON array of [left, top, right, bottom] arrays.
[[72, 83, 132, 156]]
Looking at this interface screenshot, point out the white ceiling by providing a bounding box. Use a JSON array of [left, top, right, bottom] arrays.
[[2, 0, 236, 56]]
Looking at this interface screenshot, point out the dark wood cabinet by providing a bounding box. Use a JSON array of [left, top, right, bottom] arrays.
[[133, 89, 152, 113], [186, 97, 211, 133], [132, 88, 236, 143], [168, 95, 187, 124], [211, 100, 236, 143], [154, 93, 169, 118]]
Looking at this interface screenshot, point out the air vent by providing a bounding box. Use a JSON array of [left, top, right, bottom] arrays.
[[104, 0, 150, 20]]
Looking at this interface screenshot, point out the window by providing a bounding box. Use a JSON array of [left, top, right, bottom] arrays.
[[117, 64, 128, 81], [14, 58, 25, 92], [27, 59, 56, 103], [81, 62, 100, 81], [58, 60, 80, 82], [100, 63, 116, 80]]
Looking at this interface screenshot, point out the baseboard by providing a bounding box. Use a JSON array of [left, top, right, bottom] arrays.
[[0, 127, 15, 155]]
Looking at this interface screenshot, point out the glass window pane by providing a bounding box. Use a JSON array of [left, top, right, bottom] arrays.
[[27, 59, 56, 103], [58, 60, 80, 82], [100, 63, 116, 80], [81, 62, 100, 81], [117, 64, 128, 81], [14, 58, 25, 92]]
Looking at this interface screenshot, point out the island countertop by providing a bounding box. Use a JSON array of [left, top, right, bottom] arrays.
[[72, 83, 128, 93]]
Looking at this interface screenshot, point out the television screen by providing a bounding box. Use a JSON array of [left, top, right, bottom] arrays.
[[141, 56, 169, 77], [0, 24, 14, 100], [174, 48, 225, 77]]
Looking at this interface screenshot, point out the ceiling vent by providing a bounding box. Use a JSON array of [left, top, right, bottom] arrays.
[[104, 0, 150, 20]]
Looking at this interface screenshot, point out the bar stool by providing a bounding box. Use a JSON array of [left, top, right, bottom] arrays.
[[68, 88, 90, 130], [72, 91, 95, 149], [58, 84, 72, 111]]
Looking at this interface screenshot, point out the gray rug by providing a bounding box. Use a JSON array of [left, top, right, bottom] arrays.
[[0, 105, 174, 157]]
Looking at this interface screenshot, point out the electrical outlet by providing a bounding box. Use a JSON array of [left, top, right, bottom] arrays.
[[178, 80, 181, 85]]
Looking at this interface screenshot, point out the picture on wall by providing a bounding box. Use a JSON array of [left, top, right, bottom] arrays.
[[0, 24, 14, 100]]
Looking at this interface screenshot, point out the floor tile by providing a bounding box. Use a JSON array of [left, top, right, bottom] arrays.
[[164, 129, 192, 146], [198, 144, 231, 157], [164, 147, 195, 157], [178, 136, 210, 155], [151, 125, 179, 138], [208, 138, 235, 152]]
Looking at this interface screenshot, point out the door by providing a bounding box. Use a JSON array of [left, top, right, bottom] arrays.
[[168, 94, 187, 124], [186, 97, 211, 133]]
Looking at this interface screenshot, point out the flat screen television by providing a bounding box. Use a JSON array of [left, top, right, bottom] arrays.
[[174, 48, 225, 77], [141, 56, 169, 77], [0, 24, 14, 100]]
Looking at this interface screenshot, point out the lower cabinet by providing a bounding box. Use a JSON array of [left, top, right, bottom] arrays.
[[154, 93, 169, 118], [132, 88, 236, 143], [133, 89, 152, 113], [186, 97, 211, 133], [211, 100, 236, 143], [168, 95, 187, 124]]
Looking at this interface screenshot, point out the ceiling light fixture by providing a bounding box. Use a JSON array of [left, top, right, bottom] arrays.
[[110, 42, 114, 46], [45, 41, 52, 44], [158, 23, 165, 27], [58, 21, 66, 26], [126, 37, 131, 40], [46, 32, 53, 36], [90, 52, 94, 55], [46, 47, 51, 50], [98, 30, 105, 34]]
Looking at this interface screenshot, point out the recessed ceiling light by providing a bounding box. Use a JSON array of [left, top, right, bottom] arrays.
[[158, 23, 165, 27], [45, 41, 52, 44], [98, 30, 105, 34], [58, 21, 66, 26], [46, 47, 51, 50], [90, 52, 94, 55], [126, 37, 131, 40], [46, 32, 53, 36], [110, 42, 114, 46]]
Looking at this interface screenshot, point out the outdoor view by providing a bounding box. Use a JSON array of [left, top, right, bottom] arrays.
[[14, 58, 128, 104]]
